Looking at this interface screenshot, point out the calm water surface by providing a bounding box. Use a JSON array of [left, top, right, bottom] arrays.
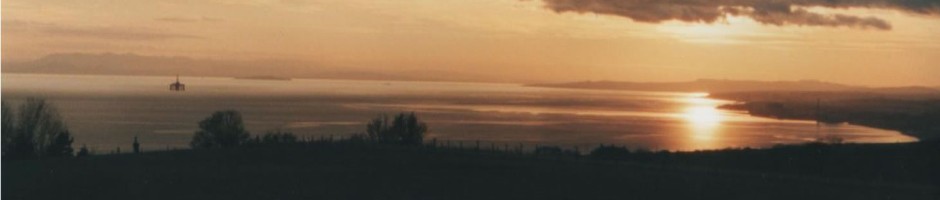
[[1, 73, 916, 152]]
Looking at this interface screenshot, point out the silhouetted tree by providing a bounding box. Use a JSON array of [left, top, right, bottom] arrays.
[[7, 98, 72, 159], [44, 130, 74, 157], [76, 145, 90, 157], [7, 129, 35, 160], [190, 110, 251, 149], [395, 113, 427, 146], [366, 114, 390, 142], [365, 112, 427, 146]]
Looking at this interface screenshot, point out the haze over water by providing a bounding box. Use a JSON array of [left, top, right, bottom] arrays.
[[1, 73, 915, 152]]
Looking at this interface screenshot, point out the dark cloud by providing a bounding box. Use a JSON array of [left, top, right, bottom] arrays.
[[539, 0, 940, 30], [3, 19, 202, 40]]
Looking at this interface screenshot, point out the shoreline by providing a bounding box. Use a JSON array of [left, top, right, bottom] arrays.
[[711, 98, 937, 141], [528, 84, 939, 141]]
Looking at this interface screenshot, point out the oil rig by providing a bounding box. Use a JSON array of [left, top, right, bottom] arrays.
[[169, 75, 186, 91]]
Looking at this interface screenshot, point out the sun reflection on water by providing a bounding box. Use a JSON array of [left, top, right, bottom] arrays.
[[682, 95, 723, 142], [685, 106, 721, 128]]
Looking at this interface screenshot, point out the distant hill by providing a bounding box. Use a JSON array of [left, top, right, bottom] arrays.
[[530, 79, 940, 95], [0, 53, 507, 83]]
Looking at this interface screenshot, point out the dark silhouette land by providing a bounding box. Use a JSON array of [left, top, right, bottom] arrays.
[[2, 103, 938, 200], [4, 139, 937, 200]]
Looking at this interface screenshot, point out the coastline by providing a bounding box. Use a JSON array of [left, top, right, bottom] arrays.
[[528, 84, 940, 141], [707, 94, 939, 141], [715, 101, 932, 141]]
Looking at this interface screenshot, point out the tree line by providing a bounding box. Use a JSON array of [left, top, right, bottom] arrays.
[[189, 110, 428, 149], [2, 98, 430, 159]]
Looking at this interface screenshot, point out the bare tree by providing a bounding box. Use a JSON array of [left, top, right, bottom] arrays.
[[7, 98, 73, 159], [366, 114, 389, 142], [365, 112, 427, 146]]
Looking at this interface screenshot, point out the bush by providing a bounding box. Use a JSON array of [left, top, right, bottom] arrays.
[[191, 110, 251, 149], [76, 145, 91, 157]]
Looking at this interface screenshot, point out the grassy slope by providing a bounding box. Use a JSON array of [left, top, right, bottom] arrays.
[[4, 144, 937, 200]]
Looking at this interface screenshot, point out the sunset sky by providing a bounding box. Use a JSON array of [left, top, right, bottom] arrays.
[[3, 0, 939, 86]]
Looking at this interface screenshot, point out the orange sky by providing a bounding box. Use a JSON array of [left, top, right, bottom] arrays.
[[3, 0, 939, 86]]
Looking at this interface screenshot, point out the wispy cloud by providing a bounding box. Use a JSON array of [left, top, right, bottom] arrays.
[[538, 0, 940, 30], [155, 16, 224, 23], [3, 19, 203, 40]]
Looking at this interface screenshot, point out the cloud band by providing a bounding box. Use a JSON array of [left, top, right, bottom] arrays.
[[540, 0, 940, 30]]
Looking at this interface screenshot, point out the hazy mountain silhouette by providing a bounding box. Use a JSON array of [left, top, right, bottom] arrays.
[[1, 53, 507, 83], [531, 79, 940, 94], [5, 53, 937, 92]]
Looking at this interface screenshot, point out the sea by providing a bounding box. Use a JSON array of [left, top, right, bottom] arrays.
[[1, 73, 916, 153]]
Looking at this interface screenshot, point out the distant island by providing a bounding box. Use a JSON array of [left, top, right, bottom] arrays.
[[234, 75, 292, 81]]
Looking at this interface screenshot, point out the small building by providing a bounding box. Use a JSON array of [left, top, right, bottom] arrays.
[[170, 75, 185, 91]]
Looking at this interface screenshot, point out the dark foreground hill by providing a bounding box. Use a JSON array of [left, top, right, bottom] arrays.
[[4, 142, 938, 200]]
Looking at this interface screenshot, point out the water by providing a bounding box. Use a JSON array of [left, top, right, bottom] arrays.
[[1, 73, 916, 152]]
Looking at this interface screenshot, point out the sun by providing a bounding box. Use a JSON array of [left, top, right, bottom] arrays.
[[654, 15, 756, 44]]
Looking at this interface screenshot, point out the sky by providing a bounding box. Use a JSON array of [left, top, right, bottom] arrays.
[[2, 0, 940, 86]]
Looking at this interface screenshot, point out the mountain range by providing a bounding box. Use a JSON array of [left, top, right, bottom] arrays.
[[4, 53, 938, 96], [530, 79, 940, 95], [0, 53, 508, 83]]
